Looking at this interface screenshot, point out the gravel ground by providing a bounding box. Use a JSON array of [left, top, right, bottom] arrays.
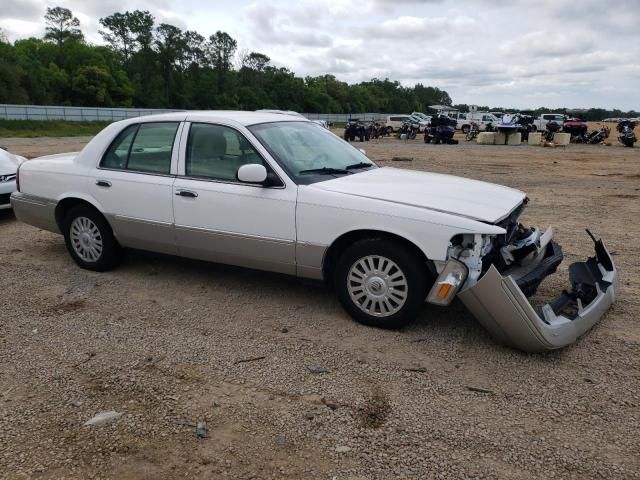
[[0, 134, 639, 479]]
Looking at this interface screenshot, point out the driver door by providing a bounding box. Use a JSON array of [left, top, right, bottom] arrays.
[[172, 122, 297, 274]]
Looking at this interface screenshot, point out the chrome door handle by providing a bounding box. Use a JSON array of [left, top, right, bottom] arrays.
[[96, 180, 112, 188], [176, 190, 198, 198]]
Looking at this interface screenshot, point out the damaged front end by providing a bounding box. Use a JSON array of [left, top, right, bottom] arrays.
[[433, 201, 618, 352]]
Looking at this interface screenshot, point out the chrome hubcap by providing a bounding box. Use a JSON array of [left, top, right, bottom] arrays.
[[70, 216, 103, 262], [347, 255, 408, 317]]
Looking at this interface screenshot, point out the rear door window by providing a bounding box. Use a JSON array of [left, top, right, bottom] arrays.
[[101, 122, 179, 175]]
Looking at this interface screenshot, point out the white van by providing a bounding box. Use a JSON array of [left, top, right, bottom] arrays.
[[384, 115, 412, 132]]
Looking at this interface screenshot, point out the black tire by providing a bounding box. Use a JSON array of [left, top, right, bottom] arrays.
[[530, 125, 537, 132], [63, 204, 122, 272], [424, 134, 431, 143], [334, 238, 430, 329], [461, 125, 470, 134], [344, 131, 350, 141]]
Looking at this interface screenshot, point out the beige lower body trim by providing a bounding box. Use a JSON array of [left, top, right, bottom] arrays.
[[295, 242, 327, 280], [10, 193, 59, 233], [175, 225, 297, 276]]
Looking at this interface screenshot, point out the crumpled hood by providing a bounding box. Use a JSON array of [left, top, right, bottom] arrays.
[[311, 167, 526, 223]]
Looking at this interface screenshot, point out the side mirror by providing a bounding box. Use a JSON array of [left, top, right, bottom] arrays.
[[237, 164, 268, 183]]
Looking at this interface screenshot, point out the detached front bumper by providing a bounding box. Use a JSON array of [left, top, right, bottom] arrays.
[[458, 235, 618, 352]]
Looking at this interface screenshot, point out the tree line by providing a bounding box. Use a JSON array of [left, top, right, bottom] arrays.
[[0, 7, 452, 113]]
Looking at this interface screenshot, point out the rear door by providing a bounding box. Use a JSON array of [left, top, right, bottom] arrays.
[[89, 121, 183, 254], [172, 121, 297, 274]]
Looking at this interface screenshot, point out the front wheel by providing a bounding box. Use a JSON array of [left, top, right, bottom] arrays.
[[334, 238, 430, 329], [63, 205, 122, 271]]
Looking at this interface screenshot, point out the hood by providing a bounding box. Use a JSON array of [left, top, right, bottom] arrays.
[[0, 149, 21, 174], [311, 167, 526, 223]]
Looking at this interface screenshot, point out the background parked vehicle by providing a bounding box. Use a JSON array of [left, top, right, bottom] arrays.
[[585, 125, 611, 144], [398, 119, 420, 140], [534, 113, 566, 131], [424, 115, 458, 144], [465, 121, 480, 141], [513, 114, 537, 142], [312, 119, 330, 129], [457, 113, 500, 133], [366, 122, 391, 140], [563, 118, 589, 142], [0, 147, 26, 210], [543, 121, 562, 142], [617, 120, 637, 147], [384, 115, 412, 132], [408, 112, 431, 132], [344, 119, 369, 142]]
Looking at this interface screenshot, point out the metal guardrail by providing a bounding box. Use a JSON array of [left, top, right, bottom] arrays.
[[0, 104, 392, 123], [0, 104, 183, 121]]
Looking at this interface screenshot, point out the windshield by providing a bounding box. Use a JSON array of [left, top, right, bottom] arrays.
[[249, 121, 377, 185]]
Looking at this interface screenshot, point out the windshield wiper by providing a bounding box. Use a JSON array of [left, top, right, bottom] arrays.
[[345, 162, 374, 170], [298, 167, 350, 175]]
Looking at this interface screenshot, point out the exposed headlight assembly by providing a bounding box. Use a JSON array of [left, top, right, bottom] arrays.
[[427, 258, 468, 306]]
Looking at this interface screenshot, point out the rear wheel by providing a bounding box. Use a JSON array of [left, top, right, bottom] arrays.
[[334, 238, 430, 329], [461, 125, 470, 134], [63, 205, 122, 271]]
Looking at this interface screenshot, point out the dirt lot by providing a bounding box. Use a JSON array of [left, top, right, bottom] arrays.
[[1, 133, 639, 480]]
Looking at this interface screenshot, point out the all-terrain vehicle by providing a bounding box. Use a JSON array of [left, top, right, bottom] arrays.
[[424, 115, 458, 144], [344, 119, 368, 142], [563, 118, 589, 143], [616, 120, 637, 147]]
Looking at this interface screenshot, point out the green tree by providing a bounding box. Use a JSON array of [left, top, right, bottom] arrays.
[[44, 7, 83, 46]]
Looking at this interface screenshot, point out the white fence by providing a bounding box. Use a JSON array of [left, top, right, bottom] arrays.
[[0, 104, 182, 121], [0, 104, 390, 123]]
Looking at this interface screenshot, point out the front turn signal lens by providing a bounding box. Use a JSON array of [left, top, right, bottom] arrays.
[[427, 259, 468, 306], [436, 283, 453, 300]]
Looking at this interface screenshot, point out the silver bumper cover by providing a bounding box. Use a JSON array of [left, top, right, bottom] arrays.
[[458, 236, 618, 352]]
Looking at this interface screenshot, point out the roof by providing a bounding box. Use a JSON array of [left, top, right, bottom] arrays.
[[115, 110, 310, 127], [429, 105, 458, 112]]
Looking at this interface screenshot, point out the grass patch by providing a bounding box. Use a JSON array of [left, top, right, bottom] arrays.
[[0, 120, 112, 138]]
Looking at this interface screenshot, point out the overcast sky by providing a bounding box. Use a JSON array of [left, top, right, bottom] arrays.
[[2, 0, 639, 110]]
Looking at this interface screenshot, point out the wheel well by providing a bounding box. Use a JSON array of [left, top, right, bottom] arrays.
[[55, 198, 105, 231], [322, 230, 432, 285]]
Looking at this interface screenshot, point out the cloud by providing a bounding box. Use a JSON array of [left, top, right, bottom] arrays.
[[0, 0, 638, 109], [1, 0, 43, 21]]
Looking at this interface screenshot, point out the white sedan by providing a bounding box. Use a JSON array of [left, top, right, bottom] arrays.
[[0, 148, 26, 210], [10, 111, 617, 351]]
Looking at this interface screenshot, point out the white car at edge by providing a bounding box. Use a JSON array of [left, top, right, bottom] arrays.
[[11, 111, 618, 352], [0, 148, 26, 210]]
